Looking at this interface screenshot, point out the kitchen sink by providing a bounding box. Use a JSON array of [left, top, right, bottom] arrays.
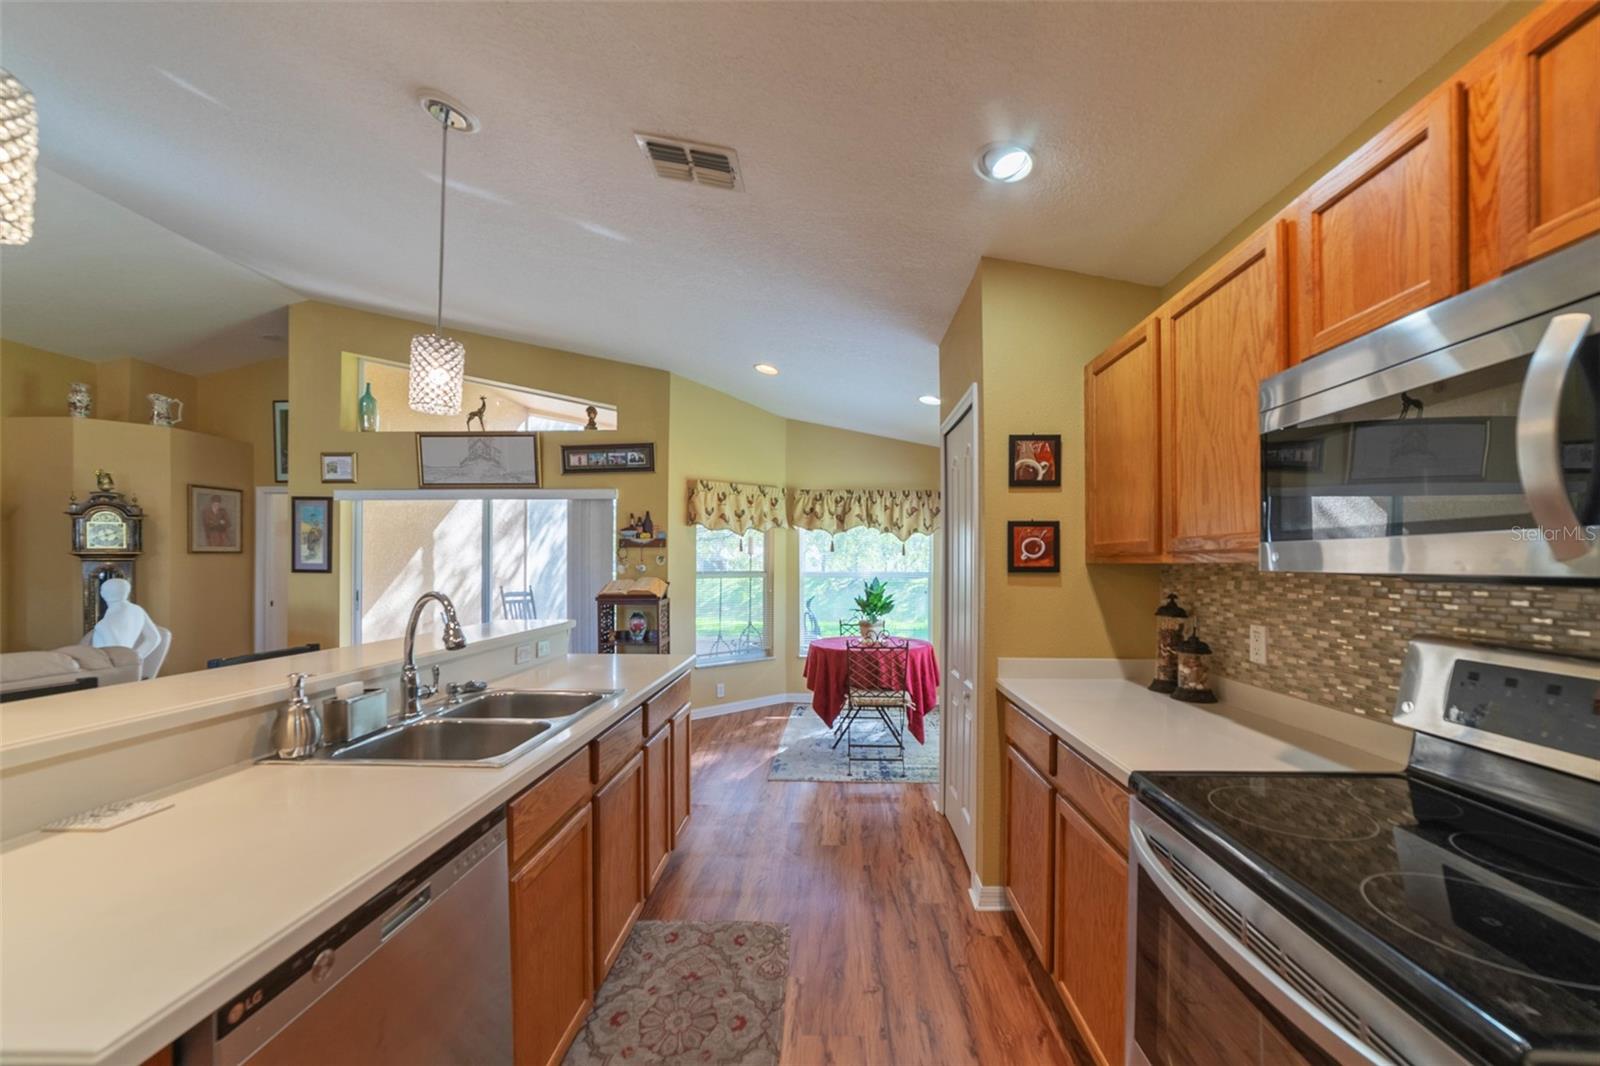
[[439, 689, 618, 721], [327, 718, 551, 766]]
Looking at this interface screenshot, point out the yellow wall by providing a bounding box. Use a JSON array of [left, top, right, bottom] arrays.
[[194, 357, 289, 487], [1160, 1, 1534, 298], [0, 339, 97, 418], [939, 259, 1162, 884], [93, 358, 201, 425], [284, 301, 672, 649]]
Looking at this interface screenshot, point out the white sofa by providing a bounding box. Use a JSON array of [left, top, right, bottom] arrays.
[[0, 645, 144, 696]]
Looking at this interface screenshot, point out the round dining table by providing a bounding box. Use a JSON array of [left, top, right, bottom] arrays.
[[802, 636, 940, 744]]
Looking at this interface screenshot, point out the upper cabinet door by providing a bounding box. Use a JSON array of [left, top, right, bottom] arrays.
[[1160, 221, 1288, 558], [1296, 88, 1463, 357], [1500, 0, 1600, 269], [1084, 319, 1162, 560]]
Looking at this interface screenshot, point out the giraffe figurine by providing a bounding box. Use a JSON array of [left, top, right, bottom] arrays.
[[465, 396, 487, 432]]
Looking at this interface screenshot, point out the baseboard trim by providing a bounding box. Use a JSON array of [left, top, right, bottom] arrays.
[[969, 872, 1010, 912], [691, 693, 810, 720]]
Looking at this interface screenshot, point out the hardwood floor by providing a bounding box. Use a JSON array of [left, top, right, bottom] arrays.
[[642, 705, 1092, 1066]]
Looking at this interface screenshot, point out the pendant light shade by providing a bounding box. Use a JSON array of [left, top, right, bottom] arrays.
[[408, 94, 476, 416], [0, 70, 38, 246], [408, 331, 466, 415]]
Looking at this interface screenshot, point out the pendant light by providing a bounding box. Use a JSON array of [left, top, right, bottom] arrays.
[[409, 93, 478, 415], [0, 69, 38, 246]]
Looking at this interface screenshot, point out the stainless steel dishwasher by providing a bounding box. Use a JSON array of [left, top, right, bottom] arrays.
[[181, 812, 512, 1066]]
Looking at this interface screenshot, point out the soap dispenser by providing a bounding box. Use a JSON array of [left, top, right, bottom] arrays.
[[273, 672, 322, 759]]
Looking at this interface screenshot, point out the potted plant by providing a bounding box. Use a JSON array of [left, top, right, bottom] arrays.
[[853, 578, 896, 641]]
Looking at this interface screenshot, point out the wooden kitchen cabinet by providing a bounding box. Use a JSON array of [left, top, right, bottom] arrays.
[[1054, 795, 1128, 1066], [1497, 0, 1600, 270], [1296, 87, 1462, 357], [1004, 743, 1055, 967], [1085, 318, 1164, 561], [592, 751, 646, 983], [644, 724, 672, 892], [511, 805, 593, 1066], [670, 705, 692, 841], [1159, 220, 1289, 558]]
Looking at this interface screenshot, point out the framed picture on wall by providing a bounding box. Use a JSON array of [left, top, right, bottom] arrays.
[[187, 485, 243, 553], [560, 443, 655, 474], [1008, 434, 1061, 487], [272, 400, 289, 483], [291, 496, 333, 573], [417, 432, 541, 487], [320, 452, 358, 483], [1007, 520, 1060, 573]]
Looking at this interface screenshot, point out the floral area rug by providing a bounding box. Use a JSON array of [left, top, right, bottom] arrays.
[[768, 705, 940, 783], [564, 921, 789, 1066]]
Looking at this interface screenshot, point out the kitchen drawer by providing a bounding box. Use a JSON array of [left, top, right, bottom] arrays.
[[591, 706, 644, 786], [644, 671, 691, 739], [508, 748, 592, 869], [1053, 739, 1129, 855], [1003, 699, 1055, 777]]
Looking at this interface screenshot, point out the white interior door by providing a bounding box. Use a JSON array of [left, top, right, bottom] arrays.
[[941, 396, 979, 874], [256, 489, 290, 651]]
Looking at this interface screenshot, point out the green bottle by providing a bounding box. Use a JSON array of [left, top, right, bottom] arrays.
[[358, 383, 379, 432]]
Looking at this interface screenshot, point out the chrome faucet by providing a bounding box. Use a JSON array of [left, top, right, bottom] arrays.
[[401, 591, 468, 720]]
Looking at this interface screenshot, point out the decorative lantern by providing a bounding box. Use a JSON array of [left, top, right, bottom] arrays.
[[0, 69, 38, 246], [1149, 593, 1189, 694], [1172, 624, 1217, 704]]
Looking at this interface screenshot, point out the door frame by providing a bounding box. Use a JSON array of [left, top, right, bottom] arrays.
[[253, 486, 289, 653], [938, 382, 982, 880]]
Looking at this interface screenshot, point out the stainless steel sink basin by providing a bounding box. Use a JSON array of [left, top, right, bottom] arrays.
[[439, 689, 617, 721], [327, 718, 551, 766]]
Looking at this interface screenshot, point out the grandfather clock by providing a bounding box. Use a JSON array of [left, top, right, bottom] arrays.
[[66, 470, 145, 636]]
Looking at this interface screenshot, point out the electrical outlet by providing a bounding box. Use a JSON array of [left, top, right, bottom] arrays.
[[514, 642, 532, 665], [716, 682, 726, 699], [1249, 625, 1268, 665], [536, 639, 551, 658]]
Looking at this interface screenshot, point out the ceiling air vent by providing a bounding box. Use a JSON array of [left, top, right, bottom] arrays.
[[634, 133, 741, 191]]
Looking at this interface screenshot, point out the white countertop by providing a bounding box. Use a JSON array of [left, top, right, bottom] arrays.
[[0, 620, 574, 770], [0, 650, 693, 1066], [996, 673, 1406, 786]]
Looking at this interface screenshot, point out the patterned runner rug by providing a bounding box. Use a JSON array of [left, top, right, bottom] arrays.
[[768, 705, 940, 783], [564, 920, 790, 1065]]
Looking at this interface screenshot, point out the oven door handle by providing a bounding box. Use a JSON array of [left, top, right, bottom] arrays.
[[1516, 312, 1593, 563], [1129, 823, 1388, 1065]]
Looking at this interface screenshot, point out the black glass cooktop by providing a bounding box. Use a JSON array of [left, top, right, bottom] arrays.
[[1134, 771, 1600, 1065]]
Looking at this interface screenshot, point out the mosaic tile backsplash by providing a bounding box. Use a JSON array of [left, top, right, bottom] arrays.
[[1159, 565, 1600, 719]]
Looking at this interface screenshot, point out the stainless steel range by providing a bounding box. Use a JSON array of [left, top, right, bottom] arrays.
[[1127, 639, 1600, 1065]]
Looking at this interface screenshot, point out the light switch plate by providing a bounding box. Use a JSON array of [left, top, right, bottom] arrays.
[[536, 639, 551, 658], [1249, 625, 1268, 665], [716, 682, 726, 699], [514, 642, 533, 665]]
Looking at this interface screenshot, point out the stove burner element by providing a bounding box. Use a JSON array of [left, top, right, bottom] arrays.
[[1206, 781, 1383, 842], [1359, 872, 1600, 990], [1448, 831, 1600, 890]]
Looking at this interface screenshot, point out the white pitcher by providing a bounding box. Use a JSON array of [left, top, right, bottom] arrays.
[[148, 393, 183, 427]]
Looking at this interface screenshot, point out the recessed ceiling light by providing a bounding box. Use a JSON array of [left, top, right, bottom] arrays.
[[976, 143, 1034, 184], [918, 395, 941, 406], [753, 363, 779, 376]]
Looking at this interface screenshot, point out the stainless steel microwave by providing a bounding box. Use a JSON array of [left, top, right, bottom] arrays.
[[1259, 234, 1599, 581]]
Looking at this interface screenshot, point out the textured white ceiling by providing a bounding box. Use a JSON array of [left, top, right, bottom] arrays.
[[1, 1, 1501, 442]]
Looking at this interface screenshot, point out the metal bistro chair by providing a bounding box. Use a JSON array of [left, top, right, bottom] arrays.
[[835, 636, 911, 775], [500, 587, 538, 621]]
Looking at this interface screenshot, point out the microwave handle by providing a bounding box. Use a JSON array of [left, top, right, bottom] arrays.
[[1129, 823, 1388, 1065], [1516, 313, 1593, 562]]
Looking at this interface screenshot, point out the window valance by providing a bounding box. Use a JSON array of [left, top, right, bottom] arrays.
[[686, 479, 789, 534], [789, 487, 941, 541]]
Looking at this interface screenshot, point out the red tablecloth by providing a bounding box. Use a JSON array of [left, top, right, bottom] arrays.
[[802, 637, 940, 744]]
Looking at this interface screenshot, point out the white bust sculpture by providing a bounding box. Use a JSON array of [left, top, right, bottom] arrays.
[[90, 578, 161, 662]]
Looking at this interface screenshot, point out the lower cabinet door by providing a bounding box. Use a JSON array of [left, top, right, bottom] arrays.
[[1004, 743, 1055, 967], [1055, 794, 1128, 1066], [593, 751, 646, 983], [645, 725, 672, 892], [511, 804, 593, 1066], [670, 707, 692, 840]]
